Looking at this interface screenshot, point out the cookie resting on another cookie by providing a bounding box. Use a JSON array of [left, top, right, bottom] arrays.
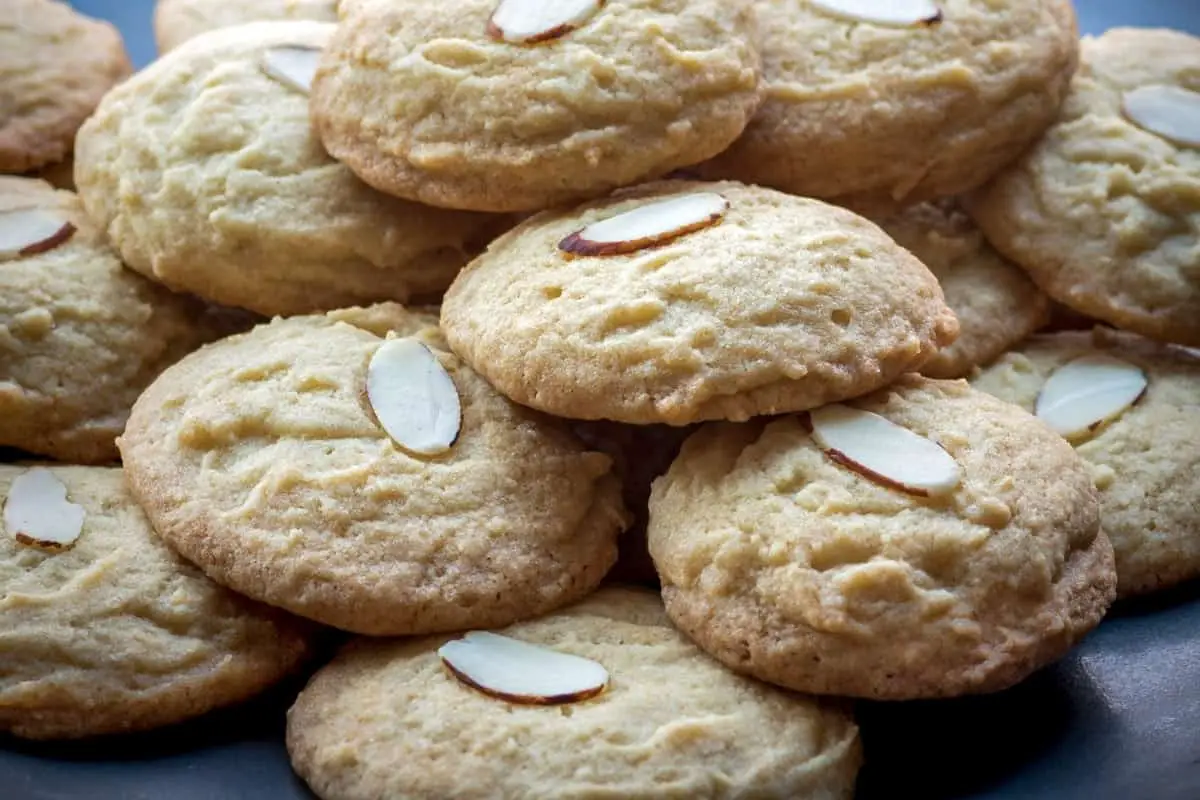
[[310, 0, 763, 211], [0, 465, 314, 740], [697, 0, 1079, 211], [967, 28, 1200, 347], [75, 21, 505, 317], [648, 376, 1115, 700], [286, 587, 861, 800], [974, 328, 1200, 597], [441, 180, 959, 425], [0, 0, 131, 174], [0, 177, 236, 464], [118, 304, 628, 636]]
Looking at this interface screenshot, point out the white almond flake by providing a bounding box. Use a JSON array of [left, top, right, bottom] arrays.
[[808, 0, 942, 27], [1122, 85, 1200, 149], [810, 404, 961, 497], [438, 631, 609, 704], [366, 337, 461, 455], [261, 45, 323, 94], [0, 208, 76, 262], [4, 468, 86, 552], [488, 0, 604, 44], [1035, 354, 1147, 439], [558, 193, 728, 256]]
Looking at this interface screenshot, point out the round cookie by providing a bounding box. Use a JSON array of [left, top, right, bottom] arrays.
[[310, 0, 762, 212], [966, 28, 1200, 346], [0, 0, 131, 174], [0, 177, 237, 464], [75, 21, 505, 318], [286, 587, 861, 800], [648, 376, 1116, 700], [874, 200, 1050, 378], [972, 328, 1200, 597], [117, 304, 628, 636], [155, 0, 339, 53], [0, 464, 314, 740], [696, 0, 1078, 210], [441, 180, 960, 425]]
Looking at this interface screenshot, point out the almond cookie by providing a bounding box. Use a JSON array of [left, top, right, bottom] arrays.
[[75, 22, 504, 318], [973, 328, 1200, 597], [696, 0, 1078, 211], [287, 587, 861, 800], [967, 28, 1200, 346], [154, 0, 339, 53], [875, 200, 1050, 378], [310, 0, 761, 212], [0, 464, 314, 740], [0, 177, 236, 464], [441, 180, 959, 425], [649, 376, 1116, 700], [0, 0, 131, 174], [118, 304, 627, 636]]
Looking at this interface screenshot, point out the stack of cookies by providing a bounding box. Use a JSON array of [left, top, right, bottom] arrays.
[[2, 0, 1198, 798]]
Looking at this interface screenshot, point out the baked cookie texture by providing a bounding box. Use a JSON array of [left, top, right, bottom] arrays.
[[441, 180, 959, 425], [697, 0, 1078, 210], [75, 21, 504, 318], [154, 0, 339, 52], [648, 376, 1116, 700], [310, 0, 762, 212], [0, 177, 236, 464], [973, 328, 1200, 597], [967, 28, 1200, 346], [875, 200, 1050, 378], [0, 465, 315, 740], [0, 0, 131, 173], [286, 587, 861, 800], [118, 304, 628, 636]]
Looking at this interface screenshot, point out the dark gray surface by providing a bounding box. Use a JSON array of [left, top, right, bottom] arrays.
[[7, 2, 1198, 798]]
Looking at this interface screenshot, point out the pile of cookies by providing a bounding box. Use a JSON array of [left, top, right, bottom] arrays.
[[2, 0, 1198, 797]]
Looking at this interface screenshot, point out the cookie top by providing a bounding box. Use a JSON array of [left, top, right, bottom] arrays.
[[310, 0, 762, 212], [875, 200, 1050, 378], [0, 465, 314, 740], [0, 177, 234, 464], [286, 587, 861, 800], [118, 304, 627, 636], [648, 376, 1115, 699], [74, 21, 504, 317], [972, 328, 1200, 597], [441, 180, 959, 425], [697, 0, 1078, 210], [0, 0, 131, 172], [154, 0, 339, 52], [966, 28, 1200, 346]]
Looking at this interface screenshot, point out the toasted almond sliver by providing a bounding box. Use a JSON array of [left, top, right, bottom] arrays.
[[0, 208, 76, 262], [558, 193, 728, 257], [487, 0, 604, 44], [366, 338, 462, 456], [438, 631, 609, 704], [1035, 354, 1147, 439]]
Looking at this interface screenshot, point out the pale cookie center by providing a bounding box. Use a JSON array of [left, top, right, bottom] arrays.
[[438, 631, 610, 704], [0, 207, 76, 262], [4, 468, 86, 552], [558, 193, 728, 257], [1035, 354, 1147, 440], [1122, 85, 1200, 149], [487, 0, 605, 45]]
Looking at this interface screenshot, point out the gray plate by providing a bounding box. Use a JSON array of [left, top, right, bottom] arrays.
[[6, 2, 1200, 798]]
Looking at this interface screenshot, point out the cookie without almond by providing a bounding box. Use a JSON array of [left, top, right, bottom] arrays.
[[0, 465, 314, 740], [154, 0, 339, 52], [649, 376, 1115, 699], [118, 304, 627, 635], [441, 180, 959, 425], [287, 587, 861, 800]]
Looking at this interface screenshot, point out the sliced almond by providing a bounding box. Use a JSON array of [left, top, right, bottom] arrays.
[[558, 193, 728, 257], [487, 0, 604, 44], [808, 0, 942, 27], [4, 468, 86, 552], [1035, 354, 1147, 439], [0, 208, 76, 262], [1122, 85, 1200, 149], [438, 631, 609, 705], [809, 404, 961, 497], [366, 337, 461, 456], [260, 45, 322, 94]]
